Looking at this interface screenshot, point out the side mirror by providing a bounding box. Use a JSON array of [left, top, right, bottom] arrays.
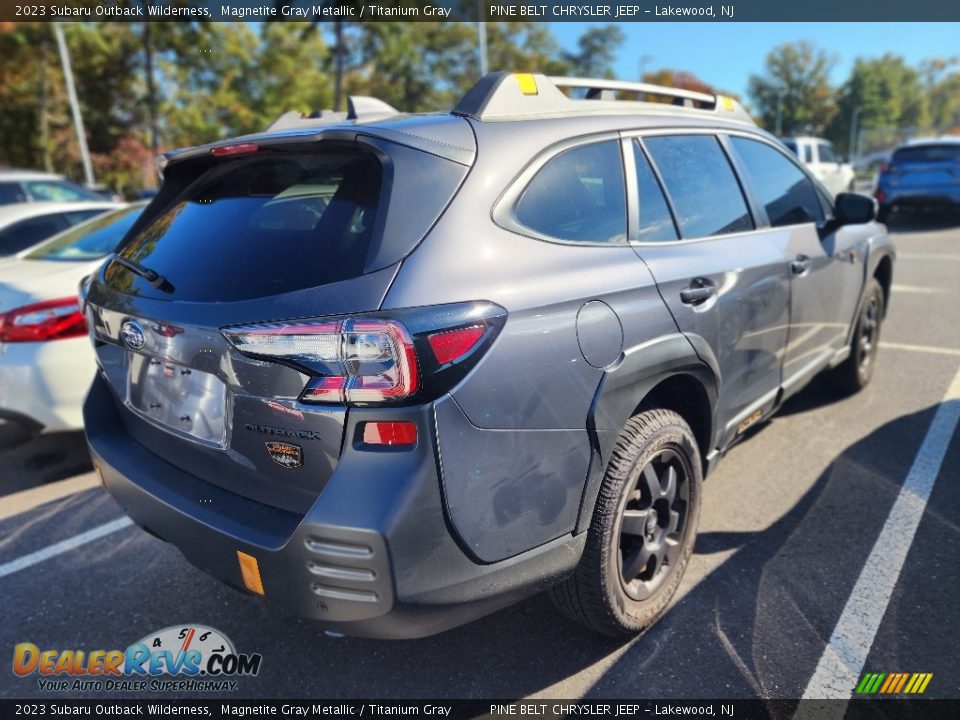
[[835, 192, 877, 225]]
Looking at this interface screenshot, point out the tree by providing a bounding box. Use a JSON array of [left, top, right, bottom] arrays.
[[563, 25, 624, 79], [350, 23, 474, 112], [747, 41, 837, 135], [921, 57, 960, 132], [828, 53, 931, 153]]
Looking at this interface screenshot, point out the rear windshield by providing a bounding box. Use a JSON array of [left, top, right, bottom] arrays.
[[26, 205, 143, 261], [892, 145, 960, 164], [107, 149, 384, 301]]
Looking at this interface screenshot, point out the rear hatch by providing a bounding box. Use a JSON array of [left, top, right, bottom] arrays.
[[82, 127, 472, 515], [888, 143, 960, 188]]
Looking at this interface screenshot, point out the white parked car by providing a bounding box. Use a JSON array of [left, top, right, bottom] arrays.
[[782, 136, 856, 196], [0, 202, 118, 258], [0, 203, 145, 444], [0, 169, 116, 205]]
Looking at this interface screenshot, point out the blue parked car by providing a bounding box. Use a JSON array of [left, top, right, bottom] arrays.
[[876, 138, 960, 222]]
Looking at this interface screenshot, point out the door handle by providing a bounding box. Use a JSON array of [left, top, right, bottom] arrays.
[[680, 280, 717, 305], [791, 255, 811, 275]]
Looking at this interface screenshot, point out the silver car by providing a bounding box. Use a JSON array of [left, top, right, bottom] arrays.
[[81, 73, 895, 638]]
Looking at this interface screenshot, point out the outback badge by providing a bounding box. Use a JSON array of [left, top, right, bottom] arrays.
[[265, 442, 302, 469]]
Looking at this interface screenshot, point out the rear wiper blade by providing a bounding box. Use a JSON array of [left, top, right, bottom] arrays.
[[108, 255, 173, 292]]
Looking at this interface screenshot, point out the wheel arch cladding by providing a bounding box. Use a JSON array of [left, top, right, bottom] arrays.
[[873, 253, 893, 317], [577, 335, 717, 534]]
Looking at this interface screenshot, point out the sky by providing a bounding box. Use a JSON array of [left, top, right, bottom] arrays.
[[547, 22, 960, 97]]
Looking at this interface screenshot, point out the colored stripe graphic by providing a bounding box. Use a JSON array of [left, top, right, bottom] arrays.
[[856, 672, 933, 694]]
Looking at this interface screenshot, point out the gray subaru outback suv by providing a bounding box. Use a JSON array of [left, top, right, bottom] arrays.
[[82, 73, 895, 638]]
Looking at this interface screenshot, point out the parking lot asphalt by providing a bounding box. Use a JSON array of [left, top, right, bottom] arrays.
[[1, 215, 958, 701]]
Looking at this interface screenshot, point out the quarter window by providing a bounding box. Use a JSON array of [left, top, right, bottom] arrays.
[[730, 137, 824, 227], [632, 142, 678, 242], [515, 140, 627, 243], [643, 135, 753, 239]]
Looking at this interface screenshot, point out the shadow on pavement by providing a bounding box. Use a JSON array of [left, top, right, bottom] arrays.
[[886, 212, 960, 234], [0, 431, 92, 497]]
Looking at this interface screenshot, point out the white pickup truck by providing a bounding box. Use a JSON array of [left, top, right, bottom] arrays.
[[782, 136, 856, 197]]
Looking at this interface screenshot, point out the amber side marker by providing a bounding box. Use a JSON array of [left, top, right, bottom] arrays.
[[237, 551, 265, 595]]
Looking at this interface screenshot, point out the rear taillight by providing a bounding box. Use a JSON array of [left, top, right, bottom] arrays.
[[427, 325, 486, 365], [224, 318, 417, 404], [0, 297, 86, 343], [222, 302, 507, 405], [879, 163, 892, 174]]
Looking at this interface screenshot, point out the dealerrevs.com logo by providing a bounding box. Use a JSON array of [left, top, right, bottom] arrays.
[[12, 625, 262, 693]]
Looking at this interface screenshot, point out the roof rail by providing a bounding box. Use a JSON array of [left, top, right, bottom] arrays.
[[453, 72, 754, 125], [266, 96, 400, 132]]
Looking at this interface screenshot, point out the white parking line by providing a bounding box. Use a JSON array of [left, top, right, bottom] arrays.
[[890, 284, 952, 294], [880, 341, 960, 358], [898, 253, 960, 261], [801, 365, 960, 700], [0, 517, 133, 579]]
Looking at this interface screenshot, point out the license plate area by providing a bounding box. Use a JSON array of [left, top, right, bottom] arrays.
[[126, 353, 228, 448]]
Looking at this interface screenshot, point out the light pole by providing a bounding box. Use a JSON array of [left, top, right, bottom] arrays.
[[775, 87, 785, 136], [477, 0, 488, 77], [53, 22, 94, 187], [638, 54, 653, 81], [849, 106, 862, 164]]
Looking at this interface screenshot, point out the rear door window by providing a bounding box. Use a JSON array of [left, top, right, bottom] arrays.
[[27, 205, 143, 261], [817, 143, 838, 163], [643, 135, 753, 239], [632, 141, 678, 242], [730, 137, 824, 226], [514, 140, 627, 244]]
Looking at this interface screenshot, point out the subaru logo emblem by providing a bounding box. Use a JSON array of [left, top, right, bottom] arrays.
[[120, 320, 146, 350]]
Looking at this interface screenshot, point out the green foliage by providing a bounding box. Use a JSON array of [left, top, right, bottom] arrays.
[[563, 25, 624, 79], [3, 23, 958, 194], [828, 53, 931, 152], [747, 41, 838, 135]]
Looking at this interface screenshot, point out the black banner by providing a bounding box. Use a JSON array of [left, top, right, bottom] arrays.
[[2, 700, 960, 720], [2, 0, 960, 22]]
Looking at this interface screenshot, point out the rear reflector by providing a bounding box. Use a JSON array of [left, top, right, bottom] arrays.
[[237, 551, 265, 595], [211, 143, 260, 157], [427, 325, 486, 365], [0, 296, 86, 343], [361, 421, 418, 446]]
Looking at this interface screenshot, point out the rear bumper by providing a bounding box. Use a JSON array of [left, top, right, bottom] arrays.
[[85, 374, 583, 639], [877, 185, 960, 208]]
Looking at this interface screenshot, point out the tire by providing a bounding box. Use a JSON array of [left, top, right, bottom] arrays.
[[549, 409, 702, 637], [828, 277, 885, 394]]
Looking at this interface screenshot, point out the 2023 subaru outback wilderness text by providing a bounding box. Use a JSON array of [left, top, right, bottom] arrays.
[[81, 73, 895, 639]]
